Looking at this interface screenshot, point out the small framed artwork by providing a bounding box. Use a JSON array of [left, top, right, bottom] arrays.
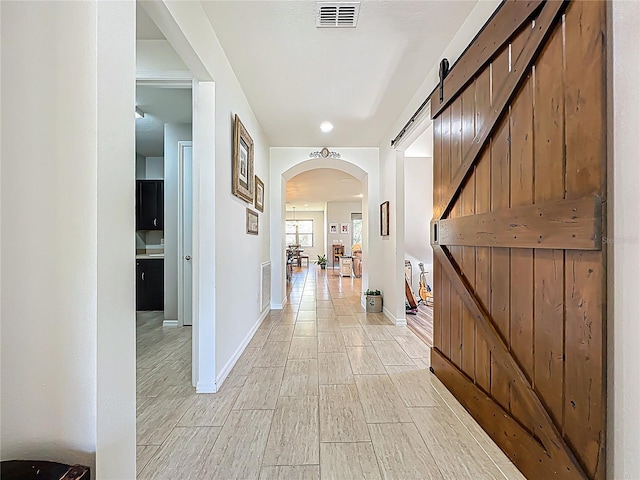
[[380, 201, 390, 236], [246, 208, 259, 235], [232, 114, 254, 203], [340, 223, 350, 235], [329, 223, 338, 234], [254, 175, 265, 212]]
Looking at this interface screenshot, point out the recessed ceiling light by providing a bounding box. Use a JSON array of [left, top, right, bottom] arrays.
[[320, 121, 333, 133], [304, 204, 309, 207]]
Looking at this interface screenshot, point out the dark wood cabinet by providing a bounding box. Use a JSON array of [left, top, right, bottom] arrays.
[[136, 180, 164, 230], [136, 259, 164, 311]]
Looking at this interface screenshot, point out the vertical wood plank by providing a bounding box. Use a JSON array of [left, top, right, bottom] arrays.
[[433, 116, 442, 352], [449, 98, 463, 367], [563, 2, 607, 478], [564, 252, 605, 480], [564, 0, 606, 201], [460, 84, 477, 379], [441, 107, 452, 211], [440, 107, 452, 359], [489, 128, 512, 412], [450, 97, 464, 195], [433, 116, 443, 207], [489, 45, 512, 411], [533, 23, 565, 428], [474, 65, 492, 394], [509, 61, 535, 432], [433, 261, 442, 352], [533, 23, 565, 202], [490, 117, 511, 410]]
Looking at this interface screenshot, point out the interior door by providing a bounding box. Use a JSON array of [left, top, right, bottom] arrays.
[[429, 2, 607, 479], [180, 143, 193, 326]]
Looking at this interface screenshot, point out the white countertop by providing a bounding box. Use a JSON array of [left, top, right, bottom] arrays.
[[136, 254, 164, 260]]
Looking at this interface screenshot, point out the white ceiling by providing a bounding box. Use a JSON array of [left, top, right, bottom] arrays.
[[135, 86, 192, 157], [201, 0, 477, 146], [286, 168, 362, 211]]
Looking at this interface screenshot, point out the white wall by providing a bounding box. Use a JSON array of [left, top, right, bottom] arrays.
[[146, 156, 164, 180], [326, 201, 362, 263], [164, 123, 192, 322], [378, 149, 406, 323], [1, 1, 136, 477], [286, 210, 325, 262], [610, 1, 640, 478], [270, 149, 381, 309], [95, 3, 137, 475], [404, 156, 433, 291], [136, 39, 188, 77], [136, 154, 164, 180], [136, 153, 146, 179]]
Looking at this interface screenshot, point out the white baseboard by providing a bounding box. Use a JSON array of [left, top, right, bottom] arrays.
[[215, 307, 270, 389], [271, 296, 287, 310], [163, 319, 179, 327], [383, 307, 407, 326], [196, 381, 217, 393]]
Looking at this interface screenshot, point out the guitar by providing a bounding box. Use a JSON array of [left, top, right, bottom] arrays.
[[418, 263, 431, 302]]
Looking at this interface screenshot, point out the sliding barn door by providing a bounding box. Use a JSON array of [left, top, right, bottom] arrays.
[[430, 1, 606, 479]]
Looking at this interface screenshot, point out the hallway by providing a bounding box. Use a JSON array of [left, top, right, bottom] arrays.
[[136, 266, 524, 479]]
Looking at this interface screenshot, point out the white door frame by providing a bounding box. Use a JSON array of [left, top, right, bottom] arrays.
[[134, 77, 216, 391], [177, 140, 193, 328], [391, 103, 433, 325]]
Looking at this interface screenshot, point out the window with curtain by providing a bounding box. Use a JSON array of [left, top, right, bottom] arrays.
[[351, 213, 362, 246], [286, 220, 313, 248]]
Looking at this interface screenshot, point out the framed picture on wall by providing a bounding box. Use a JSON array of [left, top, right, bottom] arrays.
[[329, 223, 338, 234], [246, 208, 259, 235], [254, 175, 264, 212], [232, 114, 254, 203], [340, 223, 350, 235], [380, 201, 390, 236]]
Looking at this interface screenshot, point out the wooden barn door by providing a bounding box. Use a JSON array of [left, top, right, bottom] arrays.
[[429, 1, 606, 479]]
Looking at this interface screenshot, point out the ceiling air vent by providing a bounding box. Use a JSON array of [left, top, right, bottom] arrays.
[[316, 2, 360, 28]]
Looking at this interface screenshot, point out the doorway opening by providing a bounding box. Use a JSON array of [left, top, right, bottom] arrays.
[[135, 82, 193, 375], [397, 117, 434, 346], [285, 168, 364, 283]]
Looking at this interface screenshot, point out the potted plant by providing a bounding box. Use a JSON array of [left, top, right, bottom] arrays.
[[316, 255, 327, 269], [364, 289, 383, 313]]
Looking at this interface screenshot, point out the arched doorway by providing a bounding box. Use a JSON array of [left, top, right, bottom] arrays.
[[270, 149, 382, 313]]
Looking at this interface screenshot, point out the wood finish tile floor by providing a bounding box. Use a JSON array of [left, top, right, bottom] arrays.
[[137, 266, 525, 479], [407, 303, 434, 348]]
